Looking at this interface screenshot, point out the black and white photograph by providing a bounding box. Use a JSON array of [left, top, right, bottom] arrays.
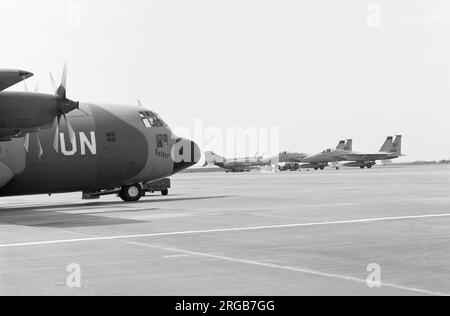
[[0, 0, 449, 300]]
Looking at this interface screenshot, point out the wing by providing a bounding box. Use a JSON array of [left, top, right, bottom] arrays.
[[0, 69, 33, 92], [339, 153, 387, 162]]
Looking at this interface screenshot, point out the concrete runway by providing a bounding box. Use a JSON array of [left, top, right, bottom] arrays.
[[1, 165, 450, 296]]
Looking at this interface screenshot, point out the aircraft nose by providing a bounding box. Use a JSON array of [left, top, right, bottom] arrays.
[[171, 138, 201, 173]]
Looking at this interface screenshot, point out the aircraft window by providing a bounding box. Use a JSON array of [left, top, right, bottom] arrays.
[[143, 119, 152, 128], [138, 111, 168, 128], [106, 132, 116, 142], [153, 112, 169, 128]]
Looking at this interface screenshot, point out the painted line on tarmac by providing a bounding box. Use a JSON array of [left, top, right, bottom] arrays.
[[163, 254, 191, 259], [125, 241, 448, 296], [1, 213, 450, 249]]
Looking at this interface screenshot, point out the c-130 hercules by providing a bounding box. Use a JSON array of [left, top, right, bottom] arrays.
[[0, 66, 201, 202]]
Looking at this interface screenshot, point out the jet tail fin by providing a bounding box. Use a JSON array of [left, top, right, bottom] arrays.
[[344, 139, 353, 151], [390, 135, 402, 156], [204, 151, 225, 166], [379, 136, 393, 152], [336, 140, 345, 150]]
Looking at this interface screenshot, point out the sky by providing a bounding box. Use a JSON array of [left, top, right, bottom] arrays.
[[1, 0, 450, 161]]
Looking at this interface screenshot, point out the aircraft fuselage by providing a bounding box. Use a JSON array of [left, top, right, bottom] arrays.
[[0, 98, 200, 197]]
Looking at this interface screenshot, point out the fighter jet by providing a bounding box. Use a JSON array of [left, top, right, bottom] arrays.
[[273, 151, 309, 171], [277, 151, 309, 163], [0, 67, 201, 202], [300, 139, 353, 170], [338, 136, 403, 169], [203, 151, 270, 173]]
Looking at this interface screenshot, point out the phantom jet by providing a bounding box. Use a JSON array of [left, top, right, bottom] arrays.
[[300, 139, 353, 170], [0, 67, 200, 202], [203, 151, 271, 172]]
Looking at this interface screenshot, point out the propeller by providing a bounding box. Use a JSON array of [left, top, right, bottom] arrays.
[[50, 63, 79, 152], [24, 133, 30, 152], [22, 64, 79, 158], [21, 76, 44, 157], [23, 78, 39, 93]]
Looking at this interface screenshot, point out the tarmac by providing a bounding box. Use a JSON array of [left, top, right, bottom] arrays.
[[0, 165, 449, 296]]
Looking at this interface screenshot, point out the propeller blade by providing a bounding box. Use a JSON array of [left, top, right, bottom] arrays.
[[36, 133, 43, 158], [61, 62, 67, 92], [63, 114, 76, 145], [23, 80, 29, 92], [57, 62, 68, 99], [137, 99, 143, 107], [49, 72, 57, 95], [34, 81, 40, 93], [53, 117, 60, 152], [24, 134, 30, 152]]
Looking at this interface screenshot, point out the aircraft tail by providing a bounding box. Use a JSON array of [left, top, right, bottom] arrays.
[[344, 139, 353, 151], [379, 136, 393, 152], [390, 135, 402, 156], [336, 140, 345, 150], [204, 151, 225, 166]]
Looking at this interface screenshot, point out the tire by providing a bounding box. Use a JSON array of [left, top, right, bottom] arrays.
[[368, 165, 372, 169], [360, 166, 365, 169], [161, 189, 169, 196], [119, 184, 143, 202]]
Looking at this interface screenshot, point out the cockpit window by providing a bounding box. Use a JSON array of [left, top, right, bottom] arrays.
[[321, 149, 332, 154], [139, 111, 168, 128]]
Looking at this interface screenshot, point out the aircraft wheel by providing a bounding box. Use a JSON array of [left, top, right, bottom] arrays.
[[314, 168, 318, 170], [367, 165, 372, 169], [320, 167, 325, 170], [360, 166, 365, 169], [119, 184, 143, 202], [161, 189, 169, 196]]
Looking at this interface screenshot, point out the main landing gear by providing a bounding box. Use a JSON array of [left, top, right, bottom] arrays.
[[119, 184, 144, 202], [83, 179, 171, 202]]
